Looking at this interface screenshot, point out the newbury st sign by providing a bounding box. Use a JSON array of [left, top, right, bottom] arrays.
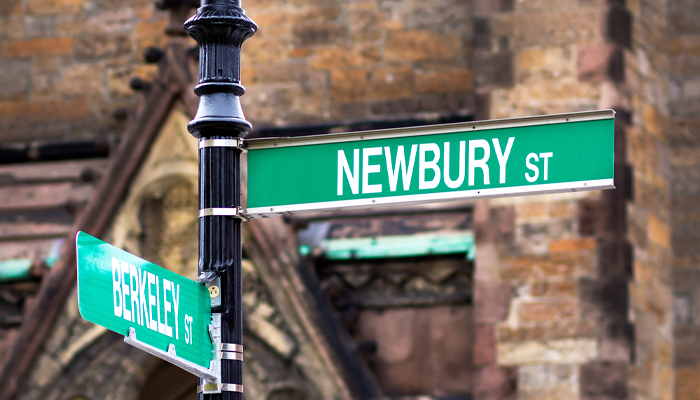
[[245, 110, 615, 218]]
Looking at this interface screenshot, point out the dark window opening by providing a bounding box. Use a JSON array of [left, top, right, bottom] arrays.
[[298, 210, 474, 400]]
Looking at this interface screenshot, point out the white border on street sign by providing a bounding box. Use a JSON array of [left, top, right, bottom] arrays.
[[243, 110, 616, 219]]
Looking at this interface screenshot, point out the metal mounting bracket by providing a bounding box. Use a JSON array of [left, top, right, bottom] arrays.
[[196, 270, 217, 284], [198, 384, 243, 393], [198, 207, 250, 222], [199, 138, 246, 152], [213, 351, 244, 361], [215, 343, 243, 353], [124, 328, 219, 383], [201, 313, 223, 394], [199, 318, 244, 393]]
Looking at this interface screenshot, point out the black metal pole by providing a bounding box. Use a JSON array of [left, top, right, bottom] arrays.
[[185, 2, 256, 400]]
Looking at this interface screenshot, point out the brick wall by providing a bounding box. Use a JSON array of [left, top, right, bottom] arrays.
[[0, 0, 171, 144], [0, 0, 477, 143], [7, 0, 699, 399], [625, 0, 685, 399], [667, 0, 700, 398], [625, 0, 700, 399], [240, 0, 475, 128], [472, 1, 634, 399]]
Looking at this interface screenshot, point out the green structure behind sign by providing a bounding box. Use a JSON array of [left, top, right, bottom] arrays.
[[246, 110, 615, 218], [300, 232, 476, 261], [76, 232, 212, 369]]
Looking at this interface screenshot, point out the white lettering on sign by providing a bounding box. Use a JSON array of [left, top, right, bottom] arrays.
[[129, 263, 139, 325], [525, 152, 553, 183], [184, 314, 193, 344], [139, 269, 149, 328], [112, 258, 122, 317], [163, 279, 174, 337], [385, 145, 417, 192], [419, 143, 441, 190], [121, 261, 131, 322], [338, 149, 359, 195], [336, 137, 518, 196], [493, 137, 515, 184], [172, 281, 180, 340], [525, 153, 539, 182], [362, 147, 383, 194], [156, 276, 164, 334], [444, 141, 466, 189], [110, 258, 184, 341], [468, 139, 490, 186], [147, 272, 157, 331], [540, 152, 553, 181]]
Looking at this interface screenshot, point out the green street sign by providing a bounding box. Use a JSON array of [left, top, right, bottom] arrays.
[[76, 232, 212, 371], [246, 110, 615, 218]]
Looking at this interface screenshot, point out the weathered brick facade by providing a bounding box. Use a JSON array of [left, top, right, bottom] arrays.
[[240, 0, 475, 126], [626, 1, 700, 400], [625, 0, 673, 395], [0, 0, 477, 140], [1, 0, 699, 399], [470, 1, 635, 400], [0, 0, 175, 143]]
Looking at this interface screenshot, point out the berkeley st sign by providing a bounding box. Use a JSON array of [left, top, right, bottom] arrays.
[[245, 110, 615, 218], [76, 232, 212, 370]]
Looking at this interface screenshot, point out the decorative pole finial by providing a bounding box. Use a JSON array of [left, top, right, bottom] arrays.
[[184, 0, 257, 137]]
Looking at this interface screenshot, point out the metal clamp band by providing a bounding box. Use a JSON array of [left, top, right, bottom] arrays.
[[199, 207, 250, 222], [199, 138, 245, 150], [213, 351, 244, 361], [198, 384, 244, 393], [215, 343, 243, 353]]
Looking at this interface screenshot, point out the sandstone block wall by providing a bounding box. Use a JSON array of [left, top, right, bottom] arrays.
[[0, 0, 170, 144], [472, 1, 634, 400], [7, 0, 700, 399], [240, 0, 475, 128], [626, 0, 700, 399], [0, 0, 477, 143], [667, 0, 700, 397], [626, 0, 673, 396]]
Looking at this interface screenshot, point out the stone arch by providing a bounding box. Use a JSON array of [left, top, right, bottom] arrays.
[[19, 330, 152, 400], [110, 103, 199, 279], [136, 177, 198, 277]]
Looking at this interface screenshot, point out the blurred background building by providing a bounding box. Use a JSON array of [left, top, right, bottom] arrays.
[[0, 0, 695, 399]]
